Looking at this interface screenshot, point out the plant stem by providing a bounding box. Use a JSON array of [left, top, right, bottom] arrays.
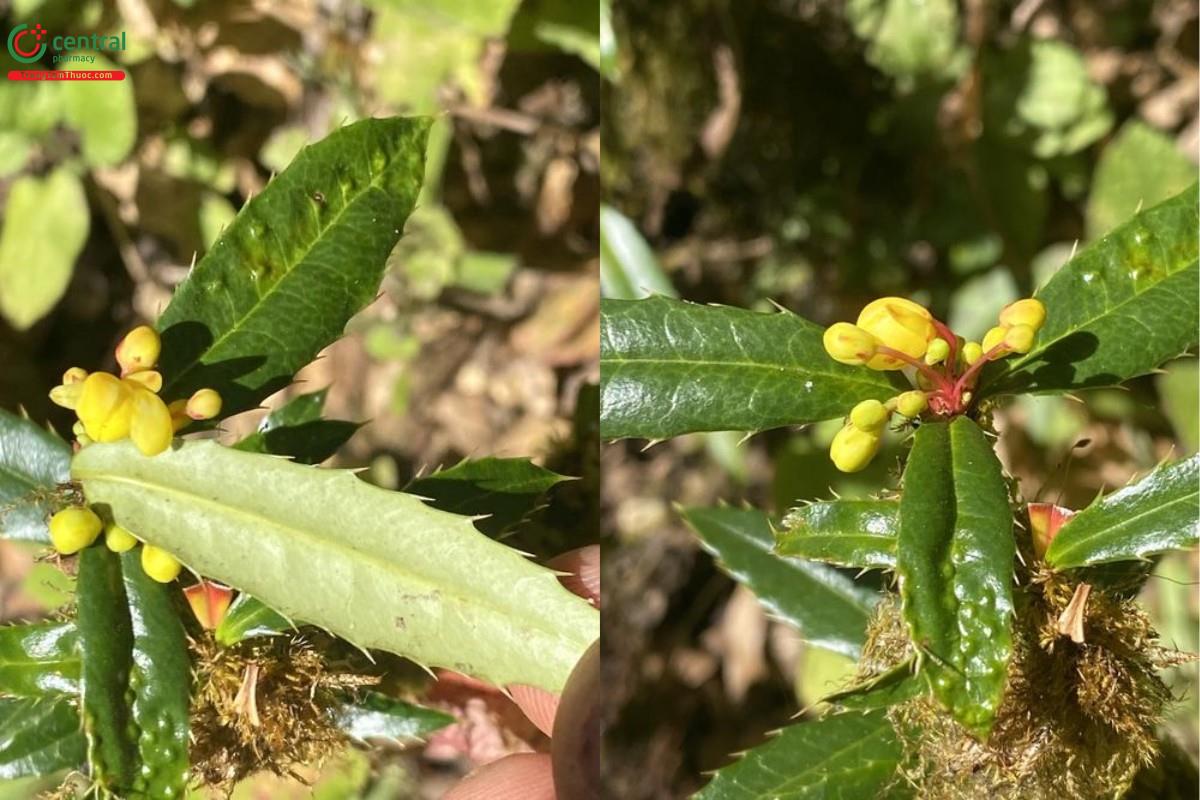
[[875, 346, 952, 391]]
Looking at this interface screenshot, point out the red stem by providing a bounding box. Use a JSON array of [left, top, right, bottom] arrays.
[[875, 346, 953, 391], [953, 342, 1009, 398]]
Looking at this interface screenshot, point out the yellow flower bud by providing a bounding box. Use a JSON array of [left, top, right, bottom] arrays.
[[167, 400, 191, 432], [186, 388, 222, 420], [48, 507, 103, 555], [822, 322, 878, 366], [856, 297, 935, 370], [830, 422, 882, 473], [999, 298, 1046, 332], [981, 326, 1008, 353], [62, 367, 88, 385], [123, 370, 163, 393], [129, 387, 174, 456], [104, 523, 138, 553], [962, 341, 983, 366], [1003, 324, 1036, 354], [77, 373, 134, 442], [849, 399, 889, 432], [49, 383, 83, 410], [924, 338, 950, 365], [142, 544, 183, 583], [895, 390, 928, 418], [115, 325, 161, 376]]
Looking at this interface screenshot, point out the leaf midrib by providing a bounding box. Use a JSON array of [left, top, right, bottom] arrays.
[[162, 139, 393, 395], [604, 356, 890, 388], [74, 468, 581, 645], [1050, 486, 1199, 565]]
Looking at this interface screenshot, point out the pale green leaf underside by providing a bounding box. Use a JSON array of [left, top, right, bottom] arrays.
[[72, 441, 597, 692], [981, 183, 1198, 398], [1046, 455, 1199, 569], [695, 710, 905, 799], [601, 296, 901, 439]]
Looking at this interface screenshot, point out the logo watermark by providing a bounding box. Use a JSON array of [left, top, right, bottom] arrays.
[[6, 23, 127, 80]]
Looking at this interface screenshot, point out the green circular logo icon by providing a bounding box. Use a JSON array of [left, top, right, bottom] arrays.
[[8, 23, 48, 64]]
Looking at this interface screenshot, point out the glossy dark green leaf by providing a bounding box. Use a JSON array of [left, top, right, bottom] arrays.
[[406, 457, 571, 538], [120, 551, 190, 798], [75, 546, 137, 793], [599, 204, 676, 299], [600, 297, 901, 439], [897, 418, 1014, 738], [822, 660, 925, 711], [682, 507, 877, 658], [1046, 455, 1199, 569], [334, 691, 455, 743], [981, 184, 1199, 398], [156, 116, 431, 416], [695, 710, 905, 799], [232, 388, 361, 464], [778, 500, 898, 569], [0, 697, 85, 779], [0, 409, 70, 543], [214, 593, 293, 646], [0, 623, 79, 698]]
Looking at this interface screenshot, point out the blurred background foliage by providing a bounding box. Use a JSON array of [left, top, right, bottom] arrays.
[[0, 0, 599, 795], [599, 0, 1198, 796]]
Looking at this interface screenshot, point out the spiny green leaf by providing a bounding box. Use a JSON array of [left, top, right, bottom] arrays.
[[75, 547, 138, 793], [156, 116, 431, 416], [897, 418, 1013, 739], [232, 388, 361, 464], [334, 691, 455, 742], [981, 184, 1198, 398], [0, 167, 89, 331], [0, 697, 85, 780], [695, 710, 905, 799], [682, 507, 877, 658], [214, 593, 293, 646], [120, 551, 190, 798], [406, 457, 571, 538], [0, 623, 78, 698], [778, 500, 898, 570], [0, 408, 70, 543], [600, 296, 901, 439], [1046, 455, 1199, 569], [822, 660, 925, 711], [72, 441, 597, 692]]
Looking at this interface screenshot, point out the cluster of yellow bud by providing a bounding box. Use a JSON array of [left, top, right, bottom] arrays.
[[49, 326, 223, 456], [46, 506, 183, 583], [821, 296, 1047, 472]]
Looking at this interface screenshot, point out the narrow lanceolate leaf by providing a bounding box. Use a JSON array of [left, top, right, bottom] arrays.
[[334, 691, 455, 742], [156, 116, 431, 416], [73, 441, 598, 692], [682, 507, 877, 658], [0, 623, 79, 698], [406, 457, 571, 538], [778, 500, 899, 570], [233, 388, 360, 464], [1046, 455, 1199, 569], [0, 408, 70, 543], [75, 547, 138, 793], [214, 593, 292, 646], [120, 551, 190, 799], [981, 183, 1199, 398], [0, 697, 85, 779], [822, 660, 925, 711], [897, 418, 1014, 739], [600, 296, 901, 439], [599, 204, 677, 299], [695, 710, 905, 799]]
